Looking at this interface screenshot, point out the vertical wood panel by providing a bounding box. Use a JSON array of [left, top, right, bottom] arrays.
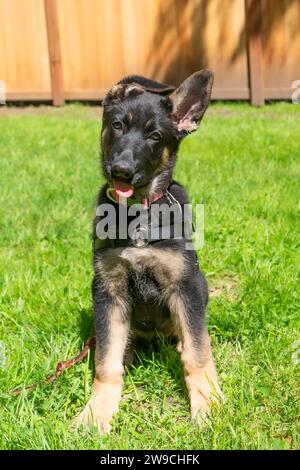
[[44, 0, 64, 105], [262, 0, 300, 98], [56, 0, 125, 95], [0, 0, 50, 94], [245, 0, 264, 105], [204, 0, 249, 98]]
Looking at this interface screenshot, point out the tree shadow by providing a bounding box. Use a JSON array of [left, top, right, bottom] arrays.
[[145, 0, 210, 86], [231, 0, 298, 65], [144, 0, 299, 87]]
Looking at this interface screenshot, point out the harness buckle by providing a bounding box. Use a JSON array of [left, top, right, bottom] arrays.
[[131, 226, 149, 248]]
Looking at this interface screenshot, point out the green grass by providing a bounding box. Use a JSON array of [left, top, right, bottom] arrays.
[[0, 102, 299, 450]]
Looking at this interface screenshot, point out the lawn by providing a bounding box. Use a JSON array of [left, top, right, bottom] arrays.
[[0, 102, 299, 450]]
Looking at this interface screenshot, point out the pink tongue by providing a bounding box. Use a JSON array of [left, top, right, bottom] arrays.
[[113, 179, 134, 198]]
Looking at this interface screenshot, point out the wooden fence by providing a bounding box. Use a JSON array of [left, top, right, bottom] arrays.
[[0, 0, 299, 106]]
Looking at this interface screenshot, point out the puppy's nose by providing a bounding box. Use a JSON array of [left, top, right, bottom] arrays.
[[111, 162, 134, 181]]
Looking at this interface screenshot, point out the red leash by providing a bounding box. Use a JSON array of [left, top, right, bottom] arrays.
[[10, 337, 95, 396]]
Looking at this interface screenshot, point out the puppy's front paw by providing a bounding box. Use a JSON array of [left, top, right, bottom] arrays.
[[73, 400, 112, 435], [190, 383, 224, 427]]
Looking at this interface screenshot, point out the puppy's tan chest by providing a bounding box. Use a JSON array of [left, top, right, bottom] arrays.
[[100, 246, 183, 280], [95, 246, 184, 298]]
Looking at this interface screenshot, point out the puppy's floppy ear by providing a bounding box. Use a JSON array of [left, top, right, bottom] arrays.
[[102, 83, 144, 106], [103, 75, 175, 106], [171, 69, 214, 133], [118, 75, 175, 95]]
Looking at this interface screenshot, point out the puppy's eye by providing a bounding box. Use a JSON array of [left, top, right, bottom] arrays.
[[149, 131, 161, 141], [112, 121, 123, 130]]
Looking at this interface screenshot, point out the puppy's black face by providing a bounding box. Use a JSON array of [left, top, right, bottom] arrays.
[[101, 90, 178, 196], [101, 71, 214, 198]]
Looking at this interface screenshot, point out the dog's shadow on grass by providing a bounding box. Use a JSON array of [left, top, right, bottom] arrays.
[[78, 309, 187, 398], [78, 308, 94, 342], [128, 336, 187, 400], [78, 310, 187, 397]]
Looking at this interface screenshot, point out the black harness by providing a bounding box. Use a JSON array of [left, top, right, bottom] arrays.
[[93, 190, 193, 251]]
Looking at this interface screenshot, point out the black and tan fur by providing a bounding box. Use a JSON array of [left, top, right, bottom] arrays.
[[75, 70, 222, 433]]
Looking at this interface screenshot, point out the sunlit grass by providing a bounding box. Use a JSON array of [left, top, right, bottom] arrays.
[[0, 102, 299, 449]]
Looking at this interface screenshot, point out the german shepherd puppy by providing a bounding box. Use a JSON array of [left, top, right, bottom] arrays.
[[75, 70, 222, 433]]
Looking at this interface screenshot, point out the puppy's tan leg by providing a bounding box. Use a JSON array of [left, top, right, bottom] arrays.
[[169, 293, 222, 423], [74, 303, 130, 434]]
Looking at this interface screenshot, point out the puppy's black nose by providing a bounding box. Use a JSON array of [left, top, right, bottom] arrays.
[[111, 162, 134, 181]]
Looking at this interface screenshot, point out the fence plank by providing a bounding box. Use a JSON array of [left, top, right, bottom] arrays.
[[44, 0, 64, 105], [245, 0, 264, 105], [0, 0, 51, 94]]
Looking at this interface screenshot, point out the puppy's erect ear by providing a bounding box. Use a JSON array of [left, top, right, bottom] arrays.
[[171, 69, 214, 133]]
